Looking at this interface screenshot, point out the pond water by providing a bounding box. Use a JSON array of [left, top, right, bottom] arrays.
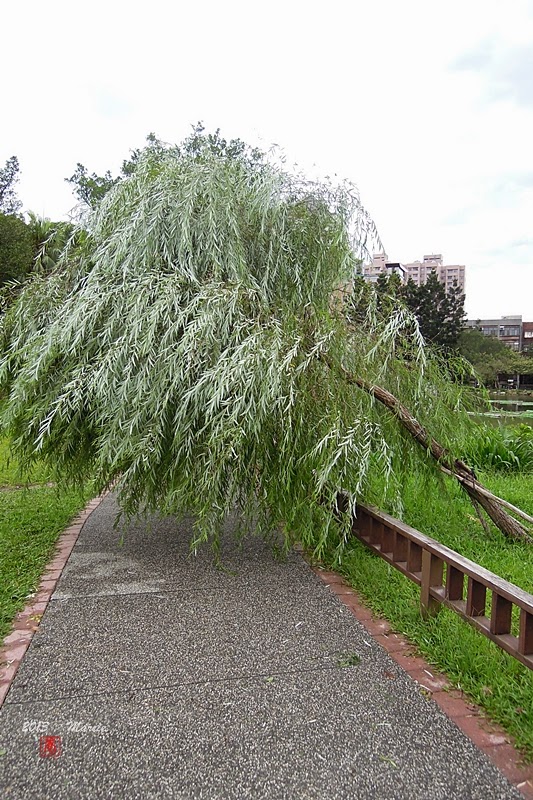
[[472, 392, 533, 428], [489, 395, 533, 413]]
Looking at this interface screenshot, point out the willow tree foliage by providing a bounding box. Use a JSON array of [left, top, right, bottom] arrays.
[[0, 132, 489, 556]]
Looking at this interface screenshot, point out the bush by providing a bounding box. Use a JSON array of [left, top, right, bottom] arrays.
[[0, 214, 34, 286], [464, 424, 533, 472]]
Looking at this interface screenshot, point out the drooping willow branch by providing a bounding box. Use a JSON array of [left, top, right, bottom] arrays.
[[322, 355, 532, 544]]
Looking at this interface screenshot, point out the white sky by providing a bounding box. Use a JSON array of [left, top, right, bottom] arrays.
[[3, 0, 533, 320]]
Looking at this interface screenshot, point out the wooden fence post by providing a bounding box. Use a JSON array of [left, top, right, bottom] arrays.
[[420, 550, 443, 618]]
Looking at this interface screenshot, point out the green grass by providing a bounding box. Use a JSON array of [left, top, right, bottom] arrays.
[[0, 437, 55, 486], [325, 471, 533, 760], [0, 437, 91, 641], [0, 488, 91, 640]]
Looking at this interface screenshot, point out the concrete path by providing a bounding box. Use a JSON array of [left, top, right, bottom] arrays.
[[0, 494, 522, 799]]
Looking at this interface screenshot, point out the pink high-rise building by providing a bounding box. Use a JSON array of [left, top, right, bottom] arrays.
[[363, 253, 466, 296], [403, 254, 465, 294], [362, 252, 406, 283]]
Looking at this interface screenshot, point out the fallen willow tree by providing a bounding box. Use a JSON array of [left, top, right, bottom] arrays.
[[0, 130, 530, 553]]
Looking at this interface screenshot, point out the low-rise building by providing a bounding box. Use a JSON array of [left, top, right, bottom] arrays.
[[465, 316, 523, 351]]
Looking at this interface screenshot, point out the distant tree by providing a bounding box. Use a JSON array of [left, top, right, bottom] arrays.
[[515, 352, 533, 378], [458, 327, 510, 362], [65, 164, 119, 209], [180, 123, 264, 165], [401, 272, 465, 349], [0, 157, 22, 216], [374, 271, 403, 316], [458, 327, 518, 386], [444, 281, 467, 346], [0, 214, 80, 310]]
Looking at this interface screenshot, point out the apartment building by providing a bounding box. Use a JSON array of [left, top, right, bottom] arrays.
[[362, 252, 406, 283], [363, 253, 465, 295], [403, 254, 466, 294]]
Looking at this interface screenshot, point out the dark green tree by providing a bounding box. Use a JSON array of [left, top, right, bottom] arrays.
[[0, 214, 34, 286], [443, 280, 467, 347], [401, 272, 465, 349], [374, 272, 403, 316], [0, 214, 79, 309], [0, 157, 22, 216], [65, 164, 119, 209], [459, 327, 533, 386], [458, 326, 511, 360]]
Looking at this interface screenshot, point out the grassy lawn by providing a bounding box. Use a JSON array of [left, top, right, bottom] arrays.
[[0, 437, 56, 486], [325, 472, 533, 760], [0, 439, 90, 641]]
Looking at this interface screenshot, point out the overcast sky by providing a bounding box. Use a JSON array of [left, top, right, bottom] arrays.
[[3, 0, 533, 320]]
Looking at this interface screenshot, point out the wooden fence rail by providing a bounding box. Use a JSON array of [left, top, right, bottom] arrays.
[[347, 499, 533, 671]]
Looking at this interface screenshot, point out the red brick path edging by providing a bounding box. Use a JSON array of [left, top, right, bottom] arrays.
[[312, 566, 533, 800], [0, 492, 107, 709]]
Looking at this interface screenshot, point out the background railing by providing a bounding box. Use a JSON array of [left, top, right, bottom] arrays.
[[347, 499, 533, 671]]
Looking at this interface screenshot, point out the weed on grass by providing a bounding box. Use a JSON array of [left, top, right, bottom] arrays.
[[337, 652, 361, 668]]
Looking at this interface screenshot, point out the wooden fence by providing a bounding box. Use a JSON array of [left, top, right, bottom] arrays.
[[348, 500, 533, 671]]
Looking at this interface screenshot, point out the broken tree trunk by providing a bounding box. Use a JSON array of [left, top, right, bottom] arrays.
[[323, 357, 533, 544]]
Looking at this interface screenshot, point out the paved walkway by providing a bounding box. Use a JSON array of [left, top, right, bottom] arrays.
[[0, 494, 524, 799]]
